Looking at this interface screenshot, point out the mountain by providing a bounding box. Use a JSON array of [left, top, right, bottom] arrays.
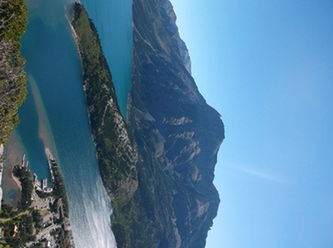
[[0, 0, 27, 145], [72, 1, 224, 247], [128, 0, 225, 247]]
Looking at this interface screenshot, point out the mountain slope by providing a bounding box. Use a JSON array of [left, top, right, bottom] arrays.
[[0, 0, 27, 145], [72, 1, 224, 247], [71, 3, 138, 204], [126, 0, 225, 247]]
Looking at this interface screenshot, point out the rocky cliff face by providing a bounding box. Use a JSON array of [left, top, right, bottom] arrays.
[[128, 0, 225, 247], [71, 2, 224, 247]]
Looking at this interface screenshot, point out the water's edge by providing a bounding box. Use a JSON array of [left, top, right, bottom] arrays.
[[5, 0, 123, 247]]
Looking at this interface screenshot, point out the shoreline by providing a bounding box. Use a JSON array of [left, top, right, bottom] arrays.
[[1, 133, 25, 206], [0, 148, 75, 247], [9, 170, 22, 191]]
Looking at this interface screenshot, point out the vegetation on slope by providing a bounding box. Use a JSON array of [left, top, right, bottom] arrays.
[[71, 4, 180, 247], [128, 0, 224, 247], [72, 2, 224, 248], [0, 162, 74, 248], [0, 209, 35, 248], [0, 0, 28, 144], [13, 166, 33, 210], [71, 2, 138, 206]]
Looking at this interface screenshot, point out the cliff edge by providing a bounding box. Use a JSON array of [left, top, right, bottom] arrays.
[[127, 0, 225, 247], [72, 1, 224, 247]]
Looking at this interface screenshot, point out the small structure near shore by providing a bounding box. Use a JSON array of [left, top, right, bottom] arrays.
[[33, 172, 53, 194], [0, 148, 74, 248]]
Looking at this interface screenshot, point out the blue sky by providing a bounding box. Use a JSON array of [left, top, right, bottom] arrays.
[[170, 1, 333, 247]]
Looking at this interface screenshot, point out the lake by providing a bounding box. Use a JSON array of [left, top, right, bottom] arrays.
[[8, 0, 133, 247]]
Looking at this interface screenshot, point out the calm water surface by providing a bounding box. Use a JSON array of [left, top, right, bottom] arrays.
[[14, 0, 132, 247], [81, 0, 133, 116]]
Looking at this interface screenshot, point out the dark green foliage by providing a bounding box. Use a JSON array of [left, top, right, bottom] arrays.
[[71, 3, 223, 248], [109, 145, 178, 248], [49, 160, 69, 217], [0, 203, 18, 218], [50, 228, 72, 248], [71, 3, 138, 204], [0, 212, 36, 248], [71, 4, 175, 247], [0, 162, 73, 247], [0, 0, 28, 145], [13, 166, 33, 210], [0, 0, 28, 41], [31, 210, 41, 227]]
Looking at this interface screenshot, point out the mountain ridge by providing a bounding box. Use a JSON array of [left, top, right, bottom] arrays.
[[72, 1, 224, 247], [129, 0, 224, 246]]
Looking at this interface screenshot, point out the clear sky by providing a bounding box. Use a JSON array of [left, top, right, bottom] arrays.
[[170, 1, 333, 247]]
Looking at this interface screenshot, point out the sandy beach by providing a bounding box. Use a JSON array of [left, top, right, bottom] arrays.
[[2, 132, 25, 205]]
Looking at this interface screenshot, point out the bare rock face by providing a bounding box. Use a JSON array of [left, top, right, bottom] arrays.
[[71, 2, 223, 247], [128, 0, 225, 247]]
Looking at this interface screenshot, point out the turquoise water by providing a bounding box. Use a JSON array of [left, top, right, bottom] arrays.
[[16, 82, 48, 178], [81, 0, 133, 117], [15, 0, 133, 246]]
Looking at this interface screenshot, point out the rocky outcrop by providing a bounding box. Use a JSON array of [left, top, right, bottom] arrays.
[[127, 0, 225, 247], [95, 0, 225, 246], [71, 2, 224, 247]]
